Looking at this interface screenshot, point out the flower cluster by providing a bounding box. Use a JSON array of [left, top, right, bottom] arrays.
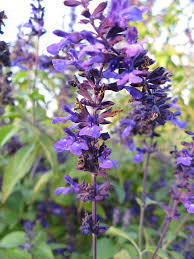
[[55, 175, 111, 202], [24, 0, 46, 37], [80, 213, 108, 236], [11, 0, 46, 70], [0, 14, 14, 114], [18, 220, 37, 254], [36, 200, 64, 228], [170, 130, 194, 214]]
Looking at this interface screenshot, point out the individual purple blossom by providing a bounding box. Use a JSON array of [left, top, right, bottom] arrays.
[[184, 196, 194, 213], [54, 129, 88, 155], [54, 175, 79, 195], [109, 1, 147, 28], [79, 115, 102, 138], [176, 156, 192, 166], [133, 150, 145, 163], [99, 148, 117, 170]]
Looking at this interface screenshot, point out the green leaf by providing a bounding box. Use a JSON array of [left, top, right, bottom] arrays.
[[29, 89, 45, 102], [32, 171, 53, 202], [136, 197, 143, 207], [0, 124, 22, 147], [106, 227, 140, 255], [2, 144, 37, 203], [168, 251, 185, 259], [91, 238, 117, 259], [0, 248, 31, 259], [114, 249, 131, 259], [32, 243, 54, 259], [114, 183, 125, 204], [145, 197, 159, 206], [38, 134, 57, 169], [0, 231, 26, 248]]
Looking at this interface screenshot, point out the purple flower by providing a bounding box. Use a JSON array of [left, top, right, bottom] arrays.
[[177, 156, 192, 166], [124, 86, 142, 99], [109, 1, 146, 28], [171, 117, 187, 129], [54, 130, 88, 155], [52, 59, 66, 71], [54, 175, 79, 195], [79, 124, 102, 138], [117, 70, 142, 86], [184, 196, 194, 213], [120, 41, 145, 57], [120, 119, 135, 138], [47, 39, 67, 55], [52, 104, 78, 124], [99, 148, 117, 170], [133, 150, 145, 163]]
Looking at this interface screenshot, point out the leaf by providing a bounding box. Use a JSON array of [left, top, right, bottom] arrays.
[[32, 243, 54, 259], [136, 197, 143, 207], [168, 251, 185, 259], [2, 144, 36, 203], [106, 227, 140, 254], [114, 183, 125, 204], [0, 248, 31, 259], [38, 134, 57, 170], [114, 249, 131, 259], [0, 124, 22, 147], [64, 0, 81, 7], [32, 171, 53, 202], [0, 231, 26, 248], [93, 238, 117, 259], [92, 2, 107, 18], [145, 197, 159, 206]]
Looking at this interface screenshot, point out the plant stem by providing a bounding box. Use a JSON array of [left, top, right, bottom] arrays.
[[162, 214, 190, 250], [151, 199, 179, 259], [92, 174, 97, 259], [139, 137, 153, 250]]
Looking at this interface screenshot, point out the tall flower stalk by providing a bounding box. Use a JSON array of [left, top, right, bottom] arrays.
[[48, 0, 148, 257], [48, 0, 191, 257]]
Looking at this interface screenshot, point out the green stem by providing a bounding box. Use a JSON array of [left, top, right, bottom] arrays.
[[139, 138, 153, 250], [92, 174, 97, 259]]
